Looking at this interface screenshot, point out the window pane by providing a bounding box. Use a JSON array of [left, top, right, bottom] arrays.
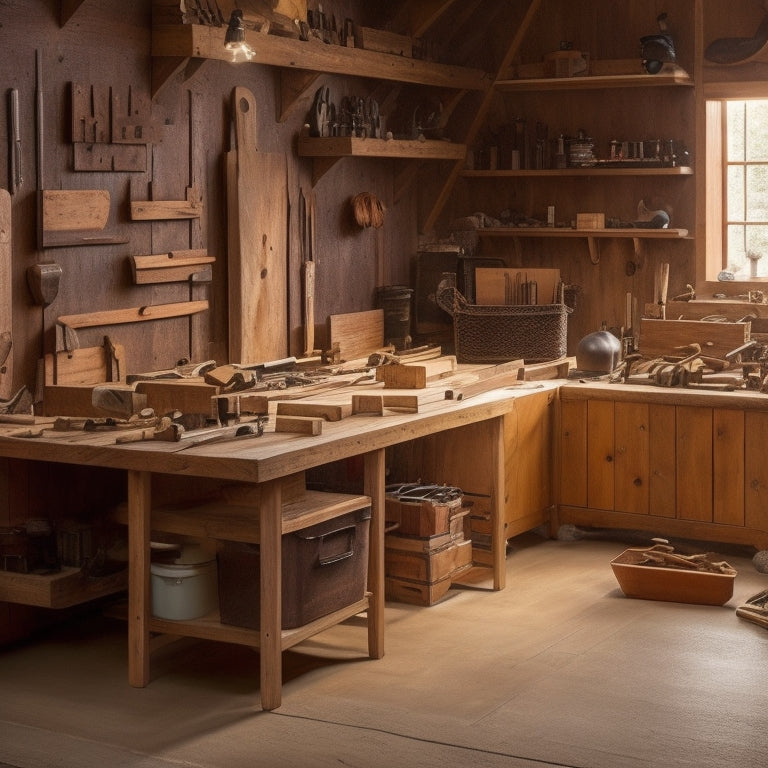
[[746, 101, 768, 161], [746, 165, 768, 219], [727, 101, 745, 162], [727, 164, 744, 220], [727, 224, 746, 274]]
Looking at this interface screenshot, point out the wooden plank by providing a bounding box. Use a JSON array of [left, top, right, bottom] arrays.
[[227, 87, 288, 365], [375, 356, 456, 389], [475, 267, 562, 306], [329, 309, 384, 361], [274, 415, 323, 435], [713, 408, 744, 526], [676, 406, 713, 522], [130, 185, 202, 220], [586, 399, 614, 511], [42, 189, 110, 231], [649, 404, 676, 518], [0, 189, 12, 400], [73, 142, 147, 172], [275, 401, 352, 422], [639, 318, 750, 359], [57, 300, 208, 329], [133, 380, 219, 417], [745, 411, 768, 534], [559, 398, 587, 507], [0, 566, 126, 608], [130, 249, 215, 284], [614, 401, 649, 515]]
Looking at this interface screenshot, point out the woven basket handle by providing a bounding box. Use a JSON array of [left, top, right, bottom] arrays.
[[435, 283, 468, 316]]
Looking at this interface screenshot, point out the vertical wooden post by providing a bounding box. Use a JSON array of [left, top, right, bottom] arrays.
[[490, 415, 506, 591], [127, 469, 151, 688], [364, 448, 386, 659], [259, 478, 282, 710]]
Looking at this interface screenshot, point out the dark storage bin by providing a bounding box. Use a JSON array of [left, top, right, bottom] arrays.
[[217, 507, 371, 629]]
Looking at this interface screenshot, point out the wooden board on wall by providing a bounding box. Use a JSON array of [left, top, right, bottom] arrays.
[[227, 87, 288, 366], [639, 319, 750, 359]]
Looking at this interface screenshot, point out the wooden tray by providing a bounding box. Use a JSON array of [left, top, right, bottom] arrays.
[[610, 548, 736, 606]]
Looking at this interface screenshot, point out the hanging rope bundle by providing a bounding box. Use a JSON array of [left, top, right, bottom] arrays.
[[351, 192, 386, 228]]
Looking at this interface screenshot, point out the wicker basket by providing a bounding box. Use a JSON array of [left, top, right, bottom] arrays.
[[437, 286, 571, 364]]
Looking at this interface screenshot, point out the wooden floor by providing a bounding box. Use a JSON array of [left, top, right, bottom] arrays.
[[1, 533, 767, 768]]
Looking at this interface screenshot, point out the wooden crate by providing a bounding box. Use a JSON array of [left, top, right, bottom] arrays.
[[385, 497, 467, 537], [385, 538, 472, 584]]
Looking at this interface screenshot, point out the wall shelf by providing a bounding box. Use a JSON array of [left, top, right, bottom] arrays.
[[150, 22, 491, 100], [298, 133, 467, 183], [478, 226, 691, 264], [462, 166, 693, 178], [495, 62, 693, 92]]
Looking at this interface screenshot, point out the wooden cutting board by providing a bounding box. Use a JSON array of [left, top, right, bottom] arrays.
[[0, 188, 12, 400], [227, 86, 288, 365], [329, 309, 384, 361]]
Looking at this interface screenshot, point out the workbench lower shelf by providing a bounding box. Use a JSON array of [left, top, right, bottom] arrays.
[[0, 565, 127, 609]]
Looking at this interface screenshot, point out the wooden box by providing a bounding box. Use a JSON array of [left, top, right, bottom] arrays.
[[385, 538, 472, 585], [611, 548, 736, 606], [385, 497, 464, 537], [576, 213, 605, 230]]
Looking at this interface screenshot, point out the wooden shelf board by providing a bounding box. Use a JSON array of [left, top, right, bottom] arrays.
[[298, 135, 467, 161], [477, 227, 690, 239], [495, 66, 693, 91], [110, 489, 371, 543], [0, 565, 127, 608], [462, 167, 693, 178], [146, 597, 370, 650], [152, 23, 490, 92]]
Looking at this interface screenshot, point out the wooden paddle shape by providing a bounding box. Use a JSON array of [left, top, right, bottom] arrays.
[[227, 87, 288, 365]]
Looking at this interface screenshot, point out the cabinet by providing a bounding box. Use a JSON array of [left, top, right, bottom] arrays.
[[557, 382, 768, 551]]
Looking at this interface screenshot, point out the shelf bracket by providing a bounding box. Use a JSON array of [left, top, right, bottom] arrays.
[[632, 236, 644, 266], [151, 56, 207, 101], [310, 157, 341, 186], [279, 70, 321, 123], [587, 236, 600, 264]]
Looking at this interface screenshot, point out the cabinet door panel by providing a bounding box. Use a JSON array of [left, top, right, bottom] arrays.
[[676, 406, 713, 522], [587, 400, 614, 511], [649, 404, 676, 518], [745, 411, 768, 533], [560, 399, 587, 507], [713, 408, 744, 527], [614, 402, 649, 515]]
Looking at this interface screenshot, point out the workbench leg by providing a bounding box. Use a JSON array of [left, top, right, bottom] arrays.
[[490, 416, 506, 591], [127, 469, 152, 687], [364, 448, 385, 659], [259, 478, 282, 711]]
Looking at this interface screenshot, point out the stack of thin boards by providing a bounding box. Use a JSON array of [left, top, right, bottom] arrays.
[[384, 494, 472, 606]]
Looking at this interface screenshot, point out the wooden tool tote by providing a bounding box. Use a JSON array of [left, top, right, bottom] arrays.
[[226, 87, 288, 365]]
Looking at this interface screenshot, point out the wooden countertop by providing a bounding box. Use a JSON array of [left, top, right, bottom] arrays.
[[0, 381, 559, 483], [560, 379, 768, 410]]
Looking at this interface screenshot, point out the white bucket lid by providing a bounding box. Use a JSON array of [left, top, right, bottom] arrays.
[[151, 559, 216, 579]]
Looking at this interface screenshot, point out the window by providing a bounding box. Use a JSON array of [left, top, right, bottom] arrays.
[[707, 98, 768, 280]]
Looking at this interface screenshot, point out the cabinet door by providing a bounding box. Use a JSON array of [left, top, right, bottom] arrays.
[[745, 411, 768, 533], [676, 406, 713, 522], [587, 400, 614, 511], [614, 402, 649, 515], [713, 408, 744, 527], [559, 398, 587, 507], [649, 404, 676, 518], [504, 389, 554, 535]]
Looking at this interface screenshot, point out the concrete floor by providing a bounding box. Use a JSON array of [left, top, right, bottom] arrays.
[[1, 533, 767, 768]]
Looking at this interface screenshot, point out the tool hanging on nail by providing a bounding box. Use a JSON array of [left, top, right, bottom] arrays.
[[8, 88, 22, 194]]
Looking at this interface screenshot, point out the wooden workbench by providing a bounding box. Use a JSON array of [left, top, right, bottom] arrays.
[[0, 382, 557, 710]]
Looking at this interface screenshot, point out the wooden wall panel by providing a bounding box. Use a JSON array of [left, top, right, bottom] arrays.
[[744, 411, 768, 534]]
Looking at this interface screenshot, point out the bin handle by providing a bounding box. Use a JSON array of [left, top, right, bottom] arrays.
[[306, 524, 356, 566]]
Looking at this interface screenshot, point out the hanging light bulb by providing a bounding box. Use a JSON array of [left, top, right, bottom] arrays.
[[225, 9, 255, 62]]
